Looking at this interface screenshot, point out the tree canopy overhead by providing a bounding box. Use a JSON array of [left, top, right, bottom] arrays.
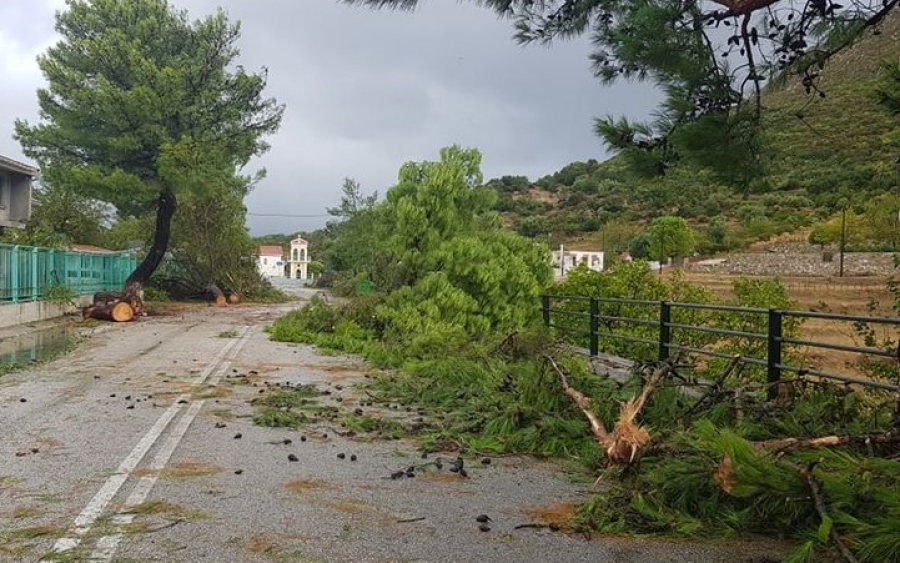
[[16, 0, 283, 293], [345, 0, 897, 188]]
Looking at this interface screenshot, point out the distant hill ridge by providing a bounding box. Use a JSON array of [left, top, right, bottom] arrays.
[[489, 10, 900, 254]]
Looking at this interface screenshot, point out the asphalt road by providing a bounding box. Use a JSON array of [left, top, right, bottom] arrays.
[[0, 297, 794, 563]]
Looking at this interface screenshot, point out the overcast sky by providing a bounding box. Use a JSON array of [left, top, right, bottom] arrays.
[[0, 0, 659, 235]]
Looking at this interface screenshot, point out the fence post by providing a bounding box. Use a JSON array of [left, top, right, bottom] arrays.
[[659, 301, 671, 361], [10, 245, 20, 303], [541, 295, 551, 327], [589, 297, 599, 357], [31, 247, 39, 301], [767, 309, 783, 400]]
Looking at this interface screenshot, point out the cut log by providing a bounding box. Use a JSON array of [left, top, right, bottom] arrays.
[[93, 291, 122, 307], [228, 293, 240, 304], [85, 301, 135, 322], [205, 282, 226, 307]]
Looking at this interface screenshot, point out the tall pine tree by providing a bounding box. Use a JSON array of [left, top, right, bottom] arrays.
[[16, 0, 283, 300]]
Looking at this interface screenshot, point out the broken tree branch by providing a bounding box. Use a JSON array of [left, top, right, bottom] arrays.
[[758, 432, 900, 454], [800, 464, 860, 563], [548, 355, 677, 465], [547, 355, 609, 443]]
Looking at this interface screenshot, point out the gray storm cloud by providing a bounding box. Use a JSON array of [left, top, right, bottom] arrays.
[[0, 0, 659, 235]]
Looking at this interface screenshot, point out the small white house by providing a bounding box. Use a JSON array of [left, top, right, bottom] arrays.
[[551, 246, 604, 279], [287, 237, 309, 280], [0, 154, 36, 229], [257, 245, 285, 277]]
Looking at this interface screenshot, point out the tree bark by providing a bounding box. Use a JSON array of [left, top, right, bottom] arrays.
[[800, 464, 860, 563], [121, 188, 176, 315], [547, 355, 610, 444], [126, 189, 177, 286]]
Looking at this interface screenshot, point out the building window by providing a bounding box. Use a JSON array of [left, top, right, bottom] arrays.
[[0, 172, 7, 210]]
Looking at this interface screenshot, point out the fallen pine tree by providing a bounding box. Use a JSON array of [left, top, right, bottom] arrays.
[[555, 354, 900, 563]]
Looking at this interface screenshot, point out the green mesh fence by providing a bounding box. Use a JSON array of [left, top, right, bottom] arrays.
[[0, 243, 137, 303]]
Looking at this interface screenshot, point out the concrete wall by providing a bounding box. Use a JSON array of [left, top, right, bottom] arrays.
[[0, 295, 92, 330]]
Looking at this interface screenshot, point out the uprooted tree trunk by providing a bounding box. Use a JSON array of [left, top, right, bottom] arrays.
[[82, 190, 176, 321], [547, 355, 675, 465]]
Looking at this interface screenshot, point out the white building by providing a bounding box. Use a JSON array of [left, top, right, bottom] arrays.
[[287, 236, 310, 280], [551, 246, 604, 279], [257, 245, 285, 277]]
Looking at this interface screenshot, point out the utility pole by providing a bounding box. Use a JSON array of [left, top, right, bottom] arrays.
[[839, 205, 847, 278]]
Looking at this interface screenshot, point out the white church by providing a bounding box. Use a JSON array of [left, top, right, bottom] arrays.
[[257, 236, 311, 280]]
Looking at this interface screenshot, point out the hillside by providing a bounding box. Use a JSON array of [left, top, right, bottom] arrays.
[[489, 10, 900, 255]]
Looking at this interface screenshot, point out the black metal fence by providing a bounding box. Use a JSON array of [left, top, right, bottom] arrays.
[[541, 295, 900, 393]]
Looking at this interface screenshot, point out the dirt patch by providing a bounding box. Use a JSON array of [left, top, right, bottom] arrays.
[[285, 479, 333, 493], [132, 462, 223, 480], [244, 532, 316, 557], [194, 385, 232, 400], [299, 363, 366, 382], [127, 500, 208, 520], [524, 501, 578, 525], [7, 505, 44, 519], [675, 268, 898, 383], [328, 500, 377, 514]]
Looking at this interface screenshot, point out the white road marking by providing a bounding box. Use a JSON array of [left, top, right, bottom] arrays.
[[48, 397, 187, 554], [44, 326, 252, 560], [90, 399, 206, 561]]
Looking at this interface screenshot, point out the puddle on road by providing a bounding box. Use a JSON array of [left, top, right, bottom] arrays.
[[0, 326, 77, 373]]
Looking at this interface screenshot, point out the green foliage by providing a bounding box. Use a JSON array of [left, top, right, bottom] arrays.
[[314, 147, 553, 344], [167, 182, 270, 298], [270, 244, 899, 561], [348, 0, 897, 203], [647, 216, 695, 262], [102, 216, 151, 251], [551, 266, 804, 382], [578, 419, 900, 562], [141, 286, 170, 302], [3, 184, 108, 248], [485, 175, 530, 193], [876, 59, 900, 115], [15, 0, 283, 286], [42, 283, 77, 307]]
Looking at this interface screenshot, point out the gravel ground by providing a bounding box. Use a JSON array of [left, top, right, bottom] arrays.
[[688, 243, 896, 277], [0, 292, 797, 563]]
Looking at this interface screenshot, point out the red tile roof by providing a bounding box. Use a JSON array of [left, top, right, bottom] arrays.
[[259, 245, 284, 257], [69, 244, 115, 254]]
